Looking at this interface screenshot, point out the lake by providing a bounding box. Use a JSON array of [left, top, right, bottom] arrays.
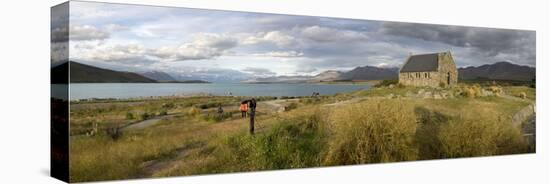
[[68, 83, 371, 100]]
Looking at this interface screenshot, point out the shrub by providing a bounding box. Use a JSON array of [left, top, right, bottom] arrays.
[[324, 100, 418, 165], [285, 102, 298, 111], [518, 92, 527, 99], [194, 102, 221, 109], [396, 83, 405, 88], [187, 107, 201, 117], [374, 79, 398, 88], [105, 126, 122, 141], [460, 85, 482, 98], [139, 112, 151, 120], [161, 103, 175, 109], [158, 110, 168, 116], [125, 112, 134, 120], [201, 111, 233, 122]]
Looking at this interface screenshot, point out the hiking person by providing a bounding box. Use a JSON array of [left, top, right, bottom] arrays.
[[248, 98, 257, 134], [240, 101, 248, 118]]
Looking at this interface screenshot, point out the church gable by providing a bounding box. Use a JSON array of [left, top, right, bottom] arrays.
[[398, 52, 458, 87]]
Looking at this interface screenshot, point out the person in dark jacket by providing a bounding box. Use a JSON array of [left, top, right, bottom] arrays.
[[248, 98, 257, 134]]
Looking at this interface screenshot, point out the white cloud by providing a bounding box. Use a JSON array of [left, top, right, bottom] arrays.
[[70, 25, 109, 41], [78, 43, 147, 62], [300, 26, 368, 42], [104, 24, 129, 32], [242, 67, 276, 77], [242, 31, 296, 47], [151, 33, 238, 61], [252, 51, 304, 58]]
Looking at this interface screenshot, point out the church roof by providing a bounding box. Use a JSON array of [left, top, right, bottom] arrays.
[[400, 53, 440, 72]]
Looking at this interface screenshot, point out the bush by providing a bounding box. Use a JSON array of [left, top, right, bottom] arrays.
[[158, 110, 168, 116], [374, 79, 398, 88], [285, 102, 298, 111], [125, 112, 134, 120], [488, 86, 503, 94], [518, 92, 527, 99], [195, 102, 221, 109], [187, 107, 201, 117], [324, 100, 418, 165], [460, 85, 482, 98], [105, 126, 122, 141], [161, 103, 175, 109], [201, 111, 233, 122], [139, 112, 151, 120]]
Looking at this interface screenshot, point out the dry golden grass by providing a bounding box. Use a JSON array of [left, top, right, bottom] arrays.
[[68, 87, 534, 182], [438, 108, 528, 157], [324, 99, 418, 165]]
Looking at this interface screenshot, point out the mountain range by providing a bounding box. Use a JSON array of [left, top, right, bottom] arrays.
[[63, 62, 156, 83], [458, 61, 535, 81], [139, 71, 177, 82], [243, 66, 399, 83], [52, 61, 535, 83], [51, 62, 209, 83]]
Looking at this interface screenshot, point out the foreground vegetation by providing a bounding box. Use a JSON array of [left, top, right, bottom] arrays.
[[69, 82, 535, 182]]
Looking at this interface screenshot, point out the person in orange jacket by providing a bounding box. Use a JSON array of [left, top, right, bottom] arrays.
[[240, 101, 248, 118]]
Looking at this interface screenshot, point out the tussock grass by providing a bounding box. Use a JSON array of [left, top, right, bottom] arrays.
[[324, 100, 418, 165], [502, 86, 535, 100], [438, 109, 528, 157]]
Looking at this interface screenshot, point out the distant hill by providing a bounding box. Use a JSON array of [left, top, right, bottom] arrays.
[[458, 61, 535, 81], [63, 61, 157, 83], [242, 75, 311, 83], [139, 71, 176, 82], [243, 65, 399, 83], [340, 66, 399, 80], [308, 70, 344, 82]]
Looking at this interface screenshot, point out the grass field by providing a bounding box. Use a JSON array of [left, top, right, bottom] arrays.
[[68, 83, 535, 182]]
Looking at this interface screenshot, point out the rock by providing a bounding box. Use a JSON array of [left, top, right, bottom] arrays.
[[389, 84, 395, 89], [481, 89, 493, 96], [422, 91, 432, 99]]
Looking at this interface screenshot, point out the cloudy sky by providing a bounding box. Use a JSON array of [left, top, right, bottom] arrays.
[[52, 1, 535, 79]]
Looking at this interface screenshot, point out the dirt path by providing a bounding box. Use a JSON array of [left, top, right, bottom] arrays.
[[122, 114, 178, 131], [260, 99, 291, 113], [139, 141, 206, 177]]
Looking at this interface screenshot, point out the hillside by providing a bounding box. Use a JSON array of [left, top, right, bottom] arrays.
[[458, 61, 535, 81], [244, 65, 399, 83], [65, 62, 157, 83], [139, 71, 176, 81], [308, 70, 344, 82], [340, 66, 399, 80]]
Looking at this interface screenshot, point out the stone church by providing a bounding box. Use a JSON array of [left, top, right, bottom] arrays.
[[398, 51, 458, 87]]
